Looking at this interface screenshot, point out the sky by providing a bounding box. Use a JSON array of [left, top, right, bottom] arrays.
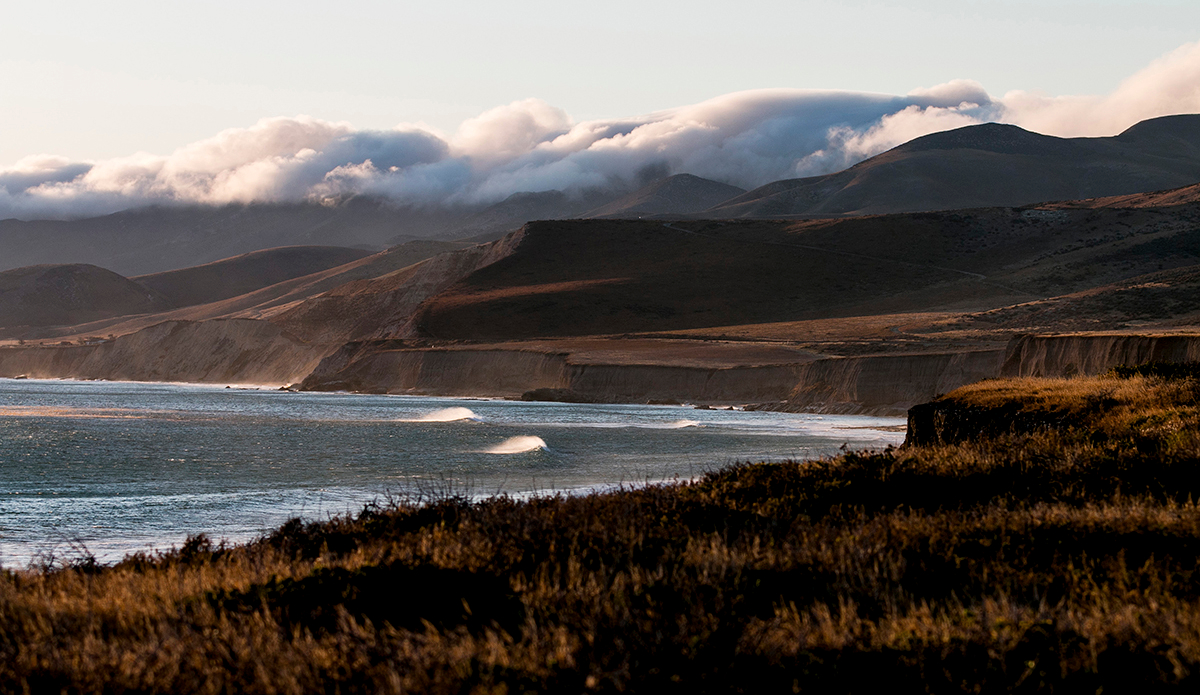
[[2, 1, 1199, 218]]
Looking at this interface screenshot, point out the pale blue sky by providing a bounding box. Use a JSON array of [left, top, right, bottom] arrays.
[[1, 1, 1197, 165]]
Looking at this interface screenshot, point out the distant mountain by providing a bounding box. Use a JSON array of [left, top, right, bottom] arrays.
[[6, 115, 1200, 276], [0, 190, 624, 275], [585, 174, 745, 218], [708, 115, 1200, 217], [0, 198, 443, 276], [133, 246, 372, 309], [0, 264, 170, 334]]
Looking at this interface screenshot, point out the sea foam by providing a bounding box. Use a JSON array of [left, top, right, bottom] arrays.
[[485, 436, 549, 454]]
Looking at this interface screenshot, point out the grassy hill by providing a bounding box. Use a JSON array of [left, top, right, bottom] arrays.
[[0, 264, 171, 334], [133, 246, 371, 309], [585, 174, 745, 218]]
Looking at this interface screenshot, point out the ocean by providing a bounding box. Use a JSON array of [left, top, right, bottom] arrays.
[[0, 378, 905, 567]]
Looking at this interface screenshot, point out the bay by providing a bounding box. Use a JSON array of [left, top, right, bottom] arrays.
[[0, 378, 905, 567]]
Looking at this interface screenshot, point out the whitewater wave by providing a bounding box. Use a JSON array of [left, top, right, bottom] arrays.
[[664, 419, 701, 429], [485, 436, 549, 454], [400, 407, 479, 423]]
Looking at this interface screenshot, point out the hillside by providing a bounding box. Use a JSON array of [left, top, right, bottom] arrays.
[[585, 174, 745, 218], [956, 263, 1200, 332], [15, 240, 471, 342], [396, 199, 1200, 341], [708, 115, 1200, 217], [0, 195, 609, 276], [6, 167, 1200, 410], [133, 246, 371, 309], [1042, 181, 1200, 209], [0, 264, 170, 335]]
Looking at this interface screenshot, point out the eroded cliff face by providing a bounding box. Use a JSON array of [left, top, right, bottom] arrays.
[[1001, 334, 1200, 377], [11, 321, 1200, 413], [784, 350, 1007, 414], [296, 341, 1007, 412], [0, 319, 328, 385], [299, 343, 805, 403], [299, 345, 572, 396]]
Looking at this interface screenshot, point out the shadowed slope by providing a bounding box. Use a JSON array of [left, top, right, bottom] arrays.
[[585, 174, 746, 218], [410, 199, 1200, 341], [960, 263, 1200, 332], [708, 115, 1200, 217], [133, 246, 371, 309], [0, 264, 171, 333]]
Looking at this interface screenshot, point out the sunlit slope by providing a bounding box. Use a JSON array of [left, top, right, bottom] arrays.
[[272, 235, 523, 344], [31, 240, 470, 341], [1043, 181, 1200, 209], [709, 115, 1200, 217], [132, 246, 371, 309]]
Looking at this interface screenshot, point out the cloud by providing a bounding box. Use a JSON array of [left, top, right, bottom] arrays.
[[3, 41, 1200, 220], [1000, 41, 1200, 137], [0, 155, 92, 195]]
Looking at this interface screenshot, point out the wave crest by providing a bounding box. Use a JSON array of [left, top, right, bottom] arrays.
[[485, 436, 548, 454], [402, 407, 478, 422]]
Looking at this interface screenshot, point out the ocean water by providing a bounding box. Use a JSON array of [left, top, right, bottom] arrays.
[[0, 378, 905, 567]]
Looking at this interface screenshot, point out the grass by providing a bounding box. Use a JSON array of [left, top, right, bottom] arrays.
[[6, 370, 1200, 691]]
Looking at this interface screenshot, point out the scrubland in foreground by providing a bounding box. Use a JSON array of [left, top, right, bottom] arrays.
[[5, 369, 1200, 692]]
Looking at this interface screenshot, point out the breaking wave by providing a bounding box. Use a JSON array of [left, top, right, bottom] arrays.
[[664, 420, 701, 429], [485, 436, 549, 454], [401, 407, 479, 422]]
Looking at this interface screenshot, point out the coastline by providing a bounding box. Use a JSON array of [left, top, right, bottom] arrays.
[[5, 370, 1199, 690], [8, 327, 1200, 414]]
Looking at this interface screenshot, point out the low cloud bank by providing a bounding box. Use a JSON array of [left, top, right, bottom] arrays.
[[4, 42, 1200, 220]]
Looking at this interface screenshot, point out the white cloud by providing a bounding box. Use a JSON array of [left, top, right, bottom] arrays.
[[2, 41, 1199, 220], [1001, 41, 1200, 137]]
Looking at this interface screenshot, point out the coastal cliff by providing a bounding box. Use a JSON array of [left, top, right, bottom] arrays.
[[296, 341, 1004, 413], [0, 319, 329, 385], [782, 349, 1006, 413], [298, 342, 807, 404], [1001, 333, 1200, 377], [8, 326, 1200, 412], [298, 333, 1200, 412]]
